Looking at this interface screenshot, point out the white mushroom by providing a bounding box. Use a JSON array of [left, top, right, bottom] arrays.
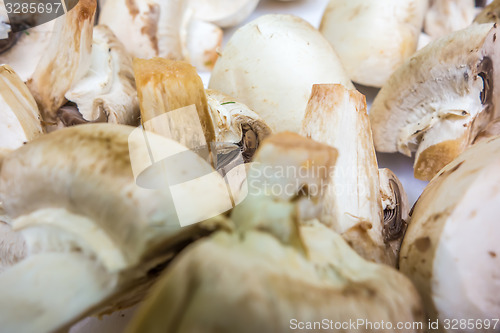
[[98, 0, 222, 71], [425, 0, 476, 39], [0, 65, 43, 151], [300, 84, 408, 265], [133, 58, 271, 165], [0, 123, 233, 332], [60, 24, 140, 127], [27, 0, 96, 123], [209, 14, 353, 133], [399, 135, 500, 331], [319, 0, 428, 87], [189, 0, 259, 28], [126, 132, 424, 333], [369, 23, 500, 180]]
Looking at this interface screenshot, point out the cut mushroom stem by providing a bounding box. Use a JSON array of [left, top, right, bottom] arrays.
[[370, 23, 500, 181], [133, 58, 216, 156], [27, 0, 96, 123], [300, 84, 408, 265]]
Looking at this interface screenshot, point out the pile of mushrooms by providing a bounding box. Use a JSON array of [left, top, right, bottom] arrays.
[[0, 1, 500, 332]]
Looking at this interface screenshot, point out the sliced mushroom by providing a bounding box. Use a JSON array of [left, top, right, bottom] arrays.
[[26, 0, 96, 123], [209, 14, 353, 133], [425, 0, 476, 39], [0, 123, 233, 332], [370, 23, 500, 181], [319, 0, 428, 87], [189, 0, 259, 28], [399, 135, 500, 331], [61, 24, 140, 128], [0, 65, 43, 151], [98, 0, 222, 71], [474, 0, 500, 24], [126, 132, 424, 333], [300, 84, 408, 266], [206, 89, 271, 163], [133, 58, 216, 153]]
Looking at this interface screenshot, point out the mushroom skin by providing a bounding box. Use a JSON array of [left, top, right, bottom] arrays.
[[189, 0, 260, 28], [425, 0, 476, 39], [399, 135, 500, 332], [0, 123, 234, 332], [209, 14, 353, 134], [126, 132, 424, 333], [319, 0, 428, 87], [370, 23, 500, 181], [474, 0, 500, 24], [62, 24, 140, 127]]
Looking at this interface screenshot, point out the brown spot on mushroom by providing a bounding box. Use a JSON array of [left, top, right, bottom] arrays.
[[140, 4, 160, 55], [489, 251, 497, 258], [415, 237, 431, 252], [125, 0, 139, 17], [478, 57, 493, 106]]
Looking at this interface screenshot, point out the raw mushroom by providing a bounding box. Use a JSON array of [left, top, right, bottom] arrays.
[[300, 84, 409, 266], [98, 0, 222, 71], [0, 123, 234, 332], [0, 65, 43, 151], [424, 0, 477, 39], [27, 0, 96, 124], [133, 58, 216, 153], [133, 58, 272, 167], [319, 0, 428, 87], [474, 0, 500, 24], [209, 14, 353, 133], [189, 0, 260, 28], [369, 23, 500, 181], [206, 89, 271, 163], [126, 132, 424, 333], [399, 135, 500, 331], [60, 24, 140, 128]]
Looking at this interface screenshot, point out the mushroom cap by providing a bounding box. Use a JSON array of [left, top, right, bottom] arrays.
[[370, 23, 500, 180], [190, 0, 259, 28], [425, 0, 476, 38], [209, 14, 353, 133], [400, 135, 500, 327], [320, 0, 427, 87]]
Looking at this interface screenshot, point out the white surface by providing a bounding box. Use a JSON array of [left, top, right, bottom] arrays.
[[71, 0, 428, 331]]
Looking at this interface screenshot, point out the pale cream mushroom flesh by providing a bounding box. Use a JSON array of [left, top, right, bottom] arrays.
[[0, 123, 233, 332], [400, 135, 500, 331], [60, 24, 140, 127], [424, 0, 477, 39], [301, 84, 409, 266], [370, 23, 500, 181], [209, 14, 353, 133], [320, 0, 428, 87], [126, 132, 424, 333]]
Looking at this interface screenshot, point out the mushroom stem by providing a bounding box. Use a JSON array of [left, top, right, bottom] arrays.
[[300, 84, 400, 265], [27, 0, 96, 123]]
